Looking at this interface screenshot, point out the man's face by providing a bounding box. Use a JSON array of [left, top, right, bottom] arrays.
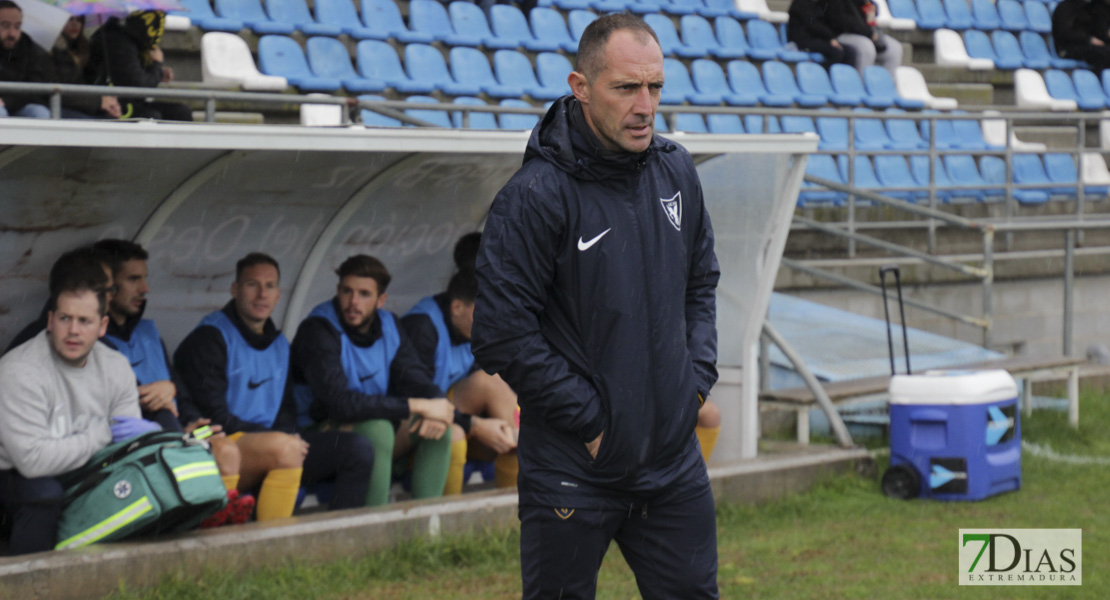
[[231, 263, 280, 327], [47, 289, 107, 368], [337, 275, 386, 334], [450, 299, 475, 340], [0, 8, 22, 51], [570, 29, 664, 154], [109, 259, 149, 321]]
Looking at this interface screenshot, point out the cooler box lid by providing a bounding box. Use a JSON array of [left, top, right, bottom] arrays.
[[889, 369, 1018, 405]]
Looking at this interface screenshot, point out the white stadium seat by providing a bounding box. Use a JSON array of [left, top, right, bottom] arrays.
[[201, 32, 288, 92], [934, 29, 993, 70], [895, 66, 959, 110], [980, 110, 1048, 150], [300, 93, 344, 126], [1015, 68, 1078, 111], [874, 0, 917, 30], [736, 0, 788, 23], [165, 14, 191, 31]]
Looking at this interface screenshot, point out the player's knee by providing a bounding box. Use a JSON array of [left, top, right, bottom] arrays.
[[209, 437, 241, 476], [697, 401, 720, 428], [270, 434, 307, 470], [451, 423, 466, 442]]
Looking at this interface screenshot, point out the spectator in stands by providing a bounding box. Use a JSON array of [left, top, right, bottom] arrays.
[[400, 236, 518, 494], [86, 10, 191, 121], [827, 0, 903, 74], [51, 16, 121, 119], [787, 0, 857, 66], [289, 254, 456, 507], [0, 0, 53, 119], [1052, 0, 1110, 71], [175, 253, 375, 518], [0, 250, 153, 555]]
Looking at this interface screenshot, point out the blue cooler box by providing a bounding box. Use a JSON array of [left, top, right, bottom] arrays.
[[884, 370, 1021, 501]]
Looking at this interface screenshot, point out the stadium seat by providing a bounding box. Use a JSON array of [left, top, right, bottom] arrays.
[[942, 0, 973, 30], [498, 98, 540, 130], [644, 14, 704, 58], [536, 53, 574, 96], [706, 113, 745, 133], [909, 155, 957, 202], [164, 12, 191, 31], [214, 0, 296, 34], [873, 0, 916, 29], [796, 61, 858, 106], [300, 93, 343, 126], [690, 59, 755, 105], [672, 113, 709, 133], [997, 0, 1030, 31], [1020, 31, 1076, 70], [990, 30, 1046, 69], [895, 66, 959, 109], [875, 155, 929, 200], [935, 28, 993, 70], [864, 66, 926, 109], [970, 0, 1001, 30], [450, 47, 525, 98], [839, 154, 909, 201], [1024, 2, 1052, 34], [762, 61, 825, 107], [884, 108, 929, 149], [727, 60, 791, 106], [964, 30, 1021, 70], [404, 96, 453, 128], [589, 0, 631, 12], [799, 154, 846, 206], [887, 0, 921, 25], [1013, 153, 1069, 198], [979, 155, 1049, 203], [980, 109, 1047, 150], [663, 58, 721, 105], [1043, 153, 1108, 196], [747, 20, 810, 61], [536, 0, 592, 10], [950, 114, 990, 149], [736, 0, 788, 22], [360, 0, 435, 43], [815, 114, 848, 150], [359, 95, 402, 127], [913, 0, 949, 29], [702, 0, 759, 20], [451, 97, 499, 129], [356, 40, 435, 93], [494, 50, 564, 101], [450, 2, 517, 50], [743, 114, 781, 133], [266, 0, 342, 36], [823, 64, 865, 106], [405, 43, 483, 96], [530, 8, 579, 53], [655, 112, 670, 133], [257, 35, 340, 91], [1044, 69, 1103, 110], [626, 0, 665, 15], [410, 0, 482, 47], [568, 10, 597, 42], [781, 115, 817, 136], [944, 155, 1002, 199], [681, 15, 745, 59], [309, 0, 375, 39], [175, 0, 244, 32], [1072, 69, 1109, 109], [201, 32, 288, 91], [489, 5, 560, 52], [1081, 153, 1110, 197], [306, 37, 385, 93], [713, 16, 754, 58], [852, 108, 897, 150], [918, 112, 961, 149]]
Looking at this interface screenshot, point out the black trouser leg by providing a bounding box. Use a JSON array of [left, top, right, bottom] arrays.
[[0, 470, 64, 555], [299, 430, 374, 510]]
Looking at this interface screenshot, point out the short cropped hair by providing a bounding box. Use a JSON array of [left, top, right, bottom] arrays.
[[575, 14, 660, 81], [453, 232, 481, 271], [235, 252, 280, 282], [336, 254, 391, 294], [49, 246, 111, 316], [92, 239, 149, 274], [446, 268, 477, 304], [0, 1, 22, 12]]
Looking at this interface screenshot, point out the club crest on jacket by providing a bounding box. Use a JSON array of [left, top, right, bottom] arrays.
[[660, 192, 682, 231]]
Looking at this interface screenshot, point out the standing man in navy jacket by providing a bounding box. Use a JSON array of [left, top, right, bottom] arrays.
[[472, 13, 720, 600]]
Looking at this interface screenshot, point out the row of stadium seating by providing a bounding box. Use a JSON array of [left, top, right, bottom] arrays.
[[935, 29, 1085, 71], [890, 0, 1056, 32]]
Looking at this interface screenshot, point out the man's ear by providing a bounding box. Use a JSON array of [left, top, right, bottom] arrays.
[[98, 315, 109, 339], [377, 292, 388, 310], [569, 70, 590, 104]]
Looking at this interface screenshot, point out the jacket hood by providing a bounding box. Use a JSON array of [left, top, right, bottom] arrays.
[[525, 96, 677, 182]]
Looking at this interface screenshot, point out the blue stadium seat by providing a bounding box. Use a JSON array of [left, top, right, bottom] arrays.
[[839, 155, 903, 201], [864, 66, 926, 109], [663, 58, 721, 105], [875, 155, 929, 200], [257, 35, 340, 91], [691, 59, 756, 105], [536, 53, 574, 95], [796, 61, 857, 107], [359, 95, 402, 127], [589, 0, 631, 12], [1019, 31, 1075, 69], [743, 114, 781, 133], [530, 7, 579, 53], [997, 0, 1029, 31], [494, 50, 564, 101], [747, 20, 810, 61], [950, 114, 992, 149], [830, 63, 889, 108], [266, 0, 342, 36], [536, 0, 592, 10], [887, 0, 920, 23], [991, 31, 1042, 69], [673, 113, 709, 132], [665, 0, 704, 16], [489, 5, 561, 52], [706, 113, 745, 133], [306, 37, 384, 93], [173, 0, 244, 32], [1024, 2, 1052, 34], [781, 115, 817, 136], [943, 0, 973, 30], [979, 155, 1048, 203], [404, 96, 453, 128], [913, 0, 949, 29], [944, 155, 998, 200], [1012, 154, 1066, 198], [884, 108, 929, 149], [568, 10, 597, 42], [763, 61, 825, 107], [405, 43, 482, 96], [1046, 153, 1110, 196], [965, 30, 1022, 69], [1045, 69, 1104, 110], [799, 154, 846, 206], [450, 2, 517, 50], [852, 108, 896, 149], [714, 17, 753, 58], [909, 155, 957, 202], [452, 97, 499, 129], [702, 0, 759, 19], [645, 14, 704, 58], [681, 15, 745, 59], [410, 0, 482, 47], [918, 112, 960, 149], [498, 98, 541, 130], [450, 47, 525, 98], [361, 0, 435, 43], [356, 40, 435, 93], [215, 0, 296, 34], [1072, 69, 1109, 109], [310, 0, 377, 39], [970, 0, 1001, 30], [728, 60, 791, 106], [627, 0, 666, 14], [815, 115, 848, 150], [655, 112, 670, 133]]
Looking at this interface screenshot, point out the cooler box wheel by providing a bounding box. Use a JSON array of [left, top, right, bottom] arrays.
[[881, 464, 920, 499]]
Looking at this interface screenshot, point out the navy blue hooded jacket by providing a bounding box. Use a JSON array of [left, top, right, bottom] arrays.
[[472, 97, 719, 509]]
